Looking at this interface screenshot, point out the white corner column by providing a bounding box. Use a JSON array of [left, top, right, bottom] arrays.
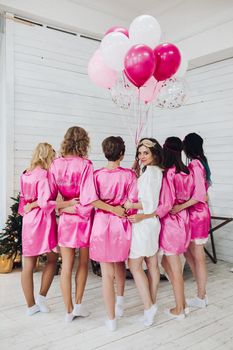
[[0, 13, 15, 229]]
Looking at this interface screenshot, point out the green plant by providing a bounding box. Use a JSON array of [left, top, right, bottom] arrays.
[[0, 194, 22, 259]]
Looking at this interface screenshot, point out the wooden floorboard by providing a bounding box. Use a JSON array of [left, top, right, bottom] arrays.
[[0, 259, 233, 350]]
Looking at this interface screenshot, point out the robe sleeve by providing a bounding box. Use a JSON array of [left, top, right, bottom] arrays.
[[140, 168, 162, 214], [79, 161, 99, 206], [18, 175, 26, 216], [47, 164, 59, 199], [156, 170, 176, 218], [127, 171, 138, 216], [37, 172, 57, 215], [190, 160, 206, 203]]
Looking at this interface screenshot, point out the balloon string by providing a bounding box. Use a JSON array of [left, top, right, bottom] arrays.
[[151, 80, 163, 103], [135, 88, 142, 145], [152, 80, 158, 100], [140, 104, 151, 137], [134, 92, 138, 145], [122, 71, 127, 88], [109, 87, 135, 145], [120, 110, 135, 145]]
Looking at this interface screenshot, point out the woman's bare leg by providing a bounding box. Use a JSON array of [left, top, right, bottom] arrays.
[[39, 251, 58, 296], [114, 262, 126, 297], [184, 246, 196, 279], [21, 256, 37, 307], [128, 257, 152, 309], [100, 262, 115, 320], [60, 247, 75, 313], [75, 247, 89, 304], [145, 254, 160, 304], [163, 255, 185, 315], [189, 242, 207, 298]]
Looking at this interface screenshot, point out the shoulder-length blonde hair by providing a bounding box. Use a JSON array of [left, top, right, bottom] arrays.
[[30, 143, 55, 170], [60, 126, 90, 157]]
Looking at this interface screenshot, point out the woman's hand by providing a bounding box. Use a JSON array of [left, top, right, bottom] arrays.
[[128, 214, 144, 223], [69, 198, 80, 206], [123, 199, 133, 211], [112, 205, 126, 217], [24, 203, 32, 214], [170, 204, 183, 214], [56, 197, 79, 209], [59, 206, 76, 215], [24, 200, 38, 213]]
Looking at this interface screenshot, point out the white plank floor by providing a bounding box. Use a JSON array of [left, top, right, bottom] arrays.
[[1, 259, 233, 350]]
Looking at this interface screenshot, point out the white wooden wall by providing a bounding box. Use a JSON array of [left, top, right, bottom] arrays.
[[5, 17, 140, 193], [152, 58, 233, 263]]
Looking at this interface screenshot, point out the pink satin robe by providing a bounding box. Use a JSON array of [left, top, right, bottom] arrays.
[[156, 167, 194, 255], [49, 156, 98, 248], [188, 159, 211, 240], [90, 167, 138, 262], [18, 167, 57, 256]]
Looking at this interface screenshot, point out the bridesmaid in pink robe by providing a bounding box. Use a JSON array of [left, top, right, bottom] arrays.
[[90, 136, 138, 331], [49, 127, 125, 323], [155, 137, 194, 320], [18, 143, 58, 316], [171, 133, 211, 309]]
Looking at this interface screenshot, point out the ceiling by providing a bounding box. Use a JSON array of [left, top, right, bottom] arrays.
[[68, 0, 233, 42], [68, 0, 184, 22]]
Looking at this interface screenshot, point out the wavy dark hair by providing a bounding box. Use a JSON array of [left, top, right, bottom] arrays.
[[183, 133, 211, 184], [163, 136, 189, 174], [136, 138, 164, 172]]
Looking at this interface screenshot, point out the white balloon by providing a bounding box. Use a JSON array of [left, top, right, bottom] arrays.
[[175, 50, 189, 77], [129, 15, 161, 48], [100, 32, 131, 71]]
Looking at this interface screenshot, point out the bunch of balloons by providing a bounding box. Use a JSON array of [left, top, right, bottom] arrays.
[[88, 15, 189, 108]]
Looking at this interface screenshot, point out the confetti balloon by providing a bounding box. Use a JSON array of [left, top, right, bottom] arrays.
[[155, 77, 189, 109]]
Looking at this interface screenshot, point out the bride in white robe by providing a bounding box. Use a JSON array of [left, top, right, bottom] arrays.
[[124, 138, 163, 327], [129, 165, 162, 258]]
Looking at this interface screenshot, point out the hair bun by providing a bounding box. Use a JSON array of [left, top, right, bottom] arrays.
[[164, 137, 183, 153], [184, 133, 203, 146]]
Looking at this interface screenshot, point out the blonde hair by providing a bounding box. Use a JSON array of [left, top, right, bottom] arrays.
[[60, 126, 90, 157], [30, 143, 55, 170]]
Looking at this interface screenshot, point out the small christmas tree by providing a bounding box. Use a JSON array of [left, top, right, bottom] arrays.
[[0, 194, 22, 259]]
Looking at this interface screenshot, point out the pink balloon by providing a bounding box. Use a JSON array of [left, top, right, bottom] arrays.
[[124, 44, 156, 88], [139, 77, 163, 104], [153, 43, 181, 81], [105, 26, 129, 37], [88, 49, 117, 89]]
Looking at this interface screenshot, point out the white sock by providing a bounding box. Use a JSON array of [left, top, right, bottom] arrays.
[[116, 296, 124, 305], [36, 294, 50, 313], [115, 296, 124, 317], [26, 304, 40, 316], [144, 304, 157, 326], [164, 308, 185, 320], [73, 303, 90, 317], [65, 312, 74, 323], [186, 295, 208, 308], [105, 318, 117, 331]]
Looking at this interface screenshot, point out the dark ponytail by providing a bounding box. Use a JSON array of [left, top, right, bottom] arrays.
[[183, 133, 211, 185], [163, 137, 189, 174]]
